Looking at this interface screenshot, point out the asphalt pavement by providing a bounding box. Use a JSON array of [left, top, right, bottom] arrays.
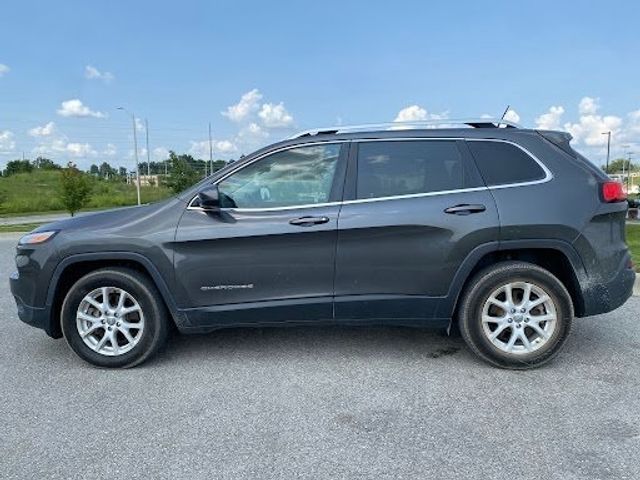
[[0, 233, 639, 480]]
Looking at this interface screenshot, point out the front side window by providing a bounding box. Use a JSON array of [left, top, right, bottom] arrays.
[[356, 140, 473, 199], [217, 143, 341, 209]]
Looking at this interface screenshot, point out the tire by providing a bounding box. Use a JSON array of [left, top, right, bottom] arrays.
[[61, 267, 169, 368], [458, 261, 573, 369]]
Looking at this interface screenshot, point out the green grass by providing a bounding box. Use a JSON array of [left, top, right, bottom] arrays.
[[0, 223, 43, 233], [0, 170, 173, 215], [626, 224, 640, 269]]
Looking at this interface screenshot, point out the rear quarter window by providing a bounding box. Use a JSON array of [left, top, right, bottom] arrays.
[[467, 140, 546, 186]]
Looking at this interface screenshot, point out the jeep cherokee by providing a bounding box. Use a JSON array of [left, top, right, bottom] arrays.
[[10, 119, 635, 368]]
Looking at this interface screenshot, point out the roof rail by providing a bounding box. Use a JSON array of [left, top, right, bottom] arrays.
[[289, 118, 520, 139]]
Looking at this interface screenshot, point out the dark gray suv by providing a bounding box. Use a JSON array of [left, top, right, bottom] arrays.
[[10, 119, 635, 369]]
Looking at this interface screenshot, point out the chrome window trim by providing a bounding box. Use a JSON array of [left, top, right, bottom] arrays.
[[187, 137, 553, 212]]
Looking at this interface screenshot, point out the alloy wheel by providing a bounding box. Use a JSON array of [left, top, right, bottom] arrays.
[[76, 286, 145, 356], [480, 281, 557, 354]]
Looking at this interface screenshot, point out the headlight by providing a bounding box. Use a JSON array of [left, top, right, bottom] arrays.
[[18, 230, 58, 245]]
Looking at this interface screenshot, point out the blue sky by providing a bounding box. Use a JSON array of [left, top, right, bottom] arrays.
[[1, 0, 639, 170]]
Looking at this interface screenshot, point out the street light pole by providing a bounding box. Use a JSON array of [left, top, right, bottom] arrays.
[[208, 122, 213, 178], [602, 131, 611, 173], [117, 107, 141, 205], [145, 118, 151, 177], [627, 151, 634, 194]]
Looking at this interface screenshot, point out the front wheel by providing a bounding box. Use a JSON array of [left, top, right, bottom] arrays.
[[61, 267, 169, 368], [458, 261, 573, 369]]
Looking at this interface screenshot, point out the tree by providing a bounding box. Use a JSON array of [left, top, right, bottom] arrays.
[[603, 158, 637, 174], [3, 159, 33, 176], [118, 166, 127, 178], [164, 151, 200, 194], [89, 164, 100, 176], [211, 160, 227, 173], [98, 161, 117, 179], [58, 163, 93, 216], [33, 156, 61, 170]]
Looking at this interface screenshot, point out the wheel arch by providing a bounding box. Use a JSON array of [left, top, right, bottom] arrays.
[[46, 252, 187, 338], [441, 239, 587, 325]]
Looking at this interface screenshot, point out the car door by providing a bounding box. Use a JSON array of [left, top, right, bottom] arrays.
[[174, 141, 348, 327], [334, 138, 499, 323]]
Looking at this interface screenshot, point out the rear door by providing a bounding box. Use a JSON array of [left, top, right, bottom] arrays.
[[173, 142, 348, 326], [334, 138, 499, 322]]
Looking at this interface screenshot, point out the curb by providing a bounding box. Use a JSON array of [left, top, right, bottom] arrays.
[[635, 273, 640, 297]]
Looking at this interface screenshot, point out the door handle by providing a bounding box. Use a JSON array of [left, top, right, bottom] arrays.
[[289, 216, 330, 226], [444, 204, 486, 215]]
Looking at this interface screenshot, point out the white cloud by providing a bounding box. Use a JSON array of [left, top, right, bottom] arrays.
[[57, 99, 106, 118], [135, 117, 145, 132], [152, 146, 170, 161], [66, 142, 97, 157], [533, 97, 640, 163], [222, 89, 263, 122], [0, 64, 9, 77], [394, 105, 427, 122], [33, 136, 97, 159], [626, 110, 640, 136], [564, 97, 622, 147], [0, 130, 16, 152], [258, 102, 294, 128], [215, 140, 237, 153], [503, 108, 520, 123], [189, 139, 238, 158], [103, 143, 117, 156], [579, 97, 599, 115], [85, 65, 114, 83], [28, 121, 56, 137], [535, 106, 565, 130], [394, 105, 448, 123], [241, 122, 269, 139]]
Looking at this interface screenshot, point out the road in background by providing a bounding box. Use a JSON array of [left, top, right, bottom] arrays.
[[0, 235, 639, 480]]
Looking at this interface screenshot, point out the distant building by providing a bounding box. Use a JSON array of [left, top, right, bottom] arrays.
[[127, 174, 165, 187]]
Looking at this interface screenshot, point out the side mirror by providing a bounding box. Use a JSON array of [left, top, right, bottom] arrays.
[[197, 186, 220, 212]]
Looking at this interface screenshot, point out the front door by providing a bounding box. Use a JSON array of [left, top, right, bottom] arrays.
[[334, 138, 499, 322], [174, 142, 347, 326]]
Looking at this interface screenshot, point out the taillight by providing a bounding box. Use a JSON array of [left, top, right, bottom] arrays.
[[601, 181, 627, 203]]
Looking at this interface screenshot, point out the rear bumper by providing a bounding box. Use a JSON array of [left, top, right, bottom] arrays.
[[580, 256, 635, 317]]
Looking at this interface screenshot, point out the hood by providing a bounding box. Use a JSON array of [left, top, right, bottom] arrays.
[[34, 198, 179, 235]]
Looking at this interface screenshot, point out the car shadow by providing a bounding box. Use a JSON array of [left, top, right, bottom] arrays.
[[153, 324, 467, 366]]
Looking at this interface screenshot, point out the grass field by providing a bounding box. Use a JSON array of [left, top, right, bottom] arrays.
[[0, 170, 172, 215], [626, 223, 640, 268], [0, 223, 43, 233]]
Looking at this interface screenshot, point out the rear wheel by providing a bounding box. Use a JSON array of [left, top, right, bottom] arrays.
[[458, 261, 573, 369], [61, 267, 169, 368]]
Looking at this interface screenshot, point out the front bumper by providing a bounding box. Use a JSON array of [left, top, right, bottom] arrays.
[[10, 271, 59, 338]]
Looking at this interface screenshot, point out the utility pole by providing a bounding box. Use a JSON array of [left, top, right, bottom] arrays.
[[145, 118, 151, 177], [602, 131, 611, 173], [117, 107, 141, 205], [627, 151, 634, 194], [208, 122, 213, 178]]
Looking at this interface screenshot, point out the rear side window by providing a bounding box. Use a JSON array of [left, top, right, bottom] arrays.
[[356, 140, 480, 199], [467, 140, 546, 186]]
